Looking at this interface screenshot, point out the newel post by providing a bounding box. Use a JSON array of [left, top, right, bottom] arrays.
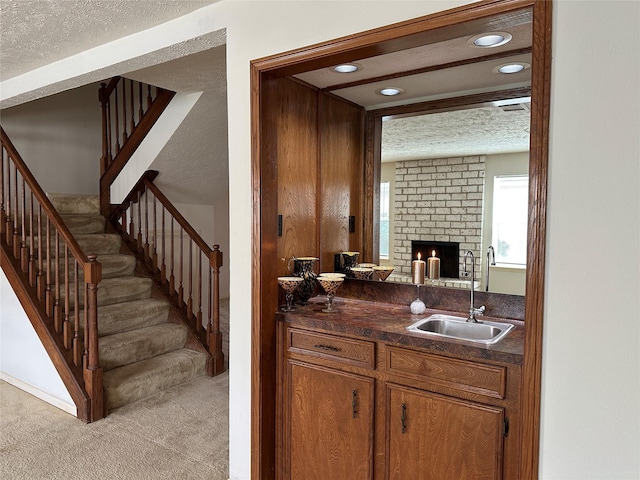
[[207, 244, 225, 375], [83, 254, 104, 421]]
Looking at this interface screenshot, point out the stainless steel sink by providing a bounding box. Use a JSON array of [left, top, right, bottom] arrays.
[[406, 314, 514, 344]]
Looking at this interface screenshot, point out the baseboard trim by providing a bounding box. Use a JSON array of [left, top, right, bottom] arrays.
[[0, 372, 77, 416]]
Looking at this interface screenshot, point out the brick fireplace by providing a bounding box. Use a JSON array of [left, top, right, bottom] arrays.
[[394, 155, 484, 283]]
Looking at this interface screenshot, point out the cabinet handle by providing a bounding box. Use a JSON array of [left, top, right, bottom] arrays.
[[401, 403, 407, 434], [352, 390, 358, 418], [314, 344, 341, 352]]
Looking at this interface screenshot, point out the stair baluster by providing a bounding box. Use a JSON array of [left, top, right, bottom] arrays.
[[152, 195, 158, 270], [160, 205, 166, 282], [178, 227, 184, 307], [54, 230, 62, 333], [170, 216, 175, 293], [187, 238, 193, 320], [121, 80, 128, 143], [36, 205, 45, 301], [28, 191, 36, 285], [12, 166, 19, 257]]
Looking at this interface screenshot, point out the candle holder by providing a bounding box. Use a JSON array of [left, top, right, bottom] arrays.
[[410, 284, 426, 314], [277, 276, 303, 312]]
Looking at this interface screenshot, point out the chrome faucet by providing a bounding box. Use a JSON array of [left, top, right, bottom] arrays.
[[485, 246, 496, 292], [463, 250, 485, 322]]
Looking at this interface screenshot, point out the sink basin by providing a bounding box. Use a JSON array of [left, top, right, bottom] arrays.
[[406, 314, 514, 344]]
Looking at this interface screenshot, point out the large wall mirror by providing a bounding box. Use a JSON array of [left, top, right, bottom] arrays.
[[373, 93, 531, 295], [294, 8, 533, 296]]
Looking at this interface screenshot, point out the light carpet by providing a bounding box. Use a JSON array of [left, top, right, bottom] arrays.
[[0, 371, 229, 479]]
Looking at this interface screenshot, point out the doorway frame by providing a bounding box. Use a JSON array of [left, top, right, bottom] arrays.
[[250, 1, 551, 478]]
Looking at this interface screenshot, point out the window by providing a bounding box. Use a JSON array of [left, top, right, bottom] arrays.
[[379, 181, 390, 259], [492, 175, 528, 265]]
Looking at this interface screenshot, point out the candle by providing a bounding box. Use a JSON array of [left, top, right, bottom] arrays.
[[427, 250, 440, 279], [411, 252, 426, 284]]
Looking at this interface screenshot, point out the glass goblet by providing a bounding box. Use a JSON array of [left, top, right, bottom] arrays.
[[373, 265, 394, 281], [317, 276, 344, 313], [277, 276, 303, 312]]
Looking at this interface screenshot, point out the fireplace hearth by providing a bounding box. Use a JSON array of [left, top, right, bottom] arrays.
[[411, 241, 460, 279]]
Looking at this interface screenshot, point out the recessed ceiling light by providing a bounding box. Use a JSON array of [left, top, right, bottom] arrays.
[[333, 63, 359, 73], [494, 62, 531, 74], [468, 32, 513, 48], [376, 87, 405, 96]]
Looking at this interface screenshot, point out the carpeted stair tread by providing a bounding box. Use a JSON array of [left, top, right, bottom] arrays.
[[99, 323, 189, 371], [73, 233, 122, 255], [28, 233, 121, 255], [103, 349, 207, 410], [82, 298, 170, 336], [61, 276, 153, 308], [54, 253, 136, 280], [59, 214, 106, 234], [48, 193, 100, 215], [92, 253, 137, 278]]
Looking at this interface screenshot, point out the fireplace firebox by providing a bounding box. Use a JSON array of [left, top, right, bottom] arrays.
[[411, 241, 460, 279]]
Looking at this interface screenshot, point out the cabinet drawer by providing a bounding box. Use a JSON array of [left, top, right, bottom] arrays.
[[386, 346, 506, 399], [287, 328, 376, 369]]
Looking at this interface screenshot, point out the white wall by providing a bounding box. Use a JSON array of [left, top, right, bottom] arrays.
[[540, 1, 639, 478], [0, 83, 101, 195], [0, 270, 76, 414]]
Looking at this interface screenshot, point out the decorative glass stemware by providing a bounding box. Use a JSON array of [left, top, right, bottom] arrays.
[[277, 276, 303, 312], [317, 276, 344, 313], [373, 265, 394, 281]]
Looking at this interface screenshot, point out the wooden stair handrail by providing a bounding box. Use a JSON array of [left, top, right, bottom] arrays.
[[109, 170, 225, 375], [1, 126, 104, 422], [1, 128, 88, 263]]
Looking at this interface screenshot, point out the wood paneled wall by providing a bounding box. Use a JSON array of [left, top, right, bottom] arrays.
[[319, 95, 364, 270], [270, 78, 319, 274], [264, 77, 365, 276]]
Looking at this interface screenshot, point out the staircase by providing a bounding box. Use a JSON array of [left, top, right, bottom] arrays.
[[48, 193, 207, 411], [2, 77, 224, 421]]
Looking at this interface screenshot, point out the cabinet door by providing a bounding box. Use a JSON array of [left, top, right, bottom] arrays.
[[286, 361, 374, 480], [387, 383, 504, 480]]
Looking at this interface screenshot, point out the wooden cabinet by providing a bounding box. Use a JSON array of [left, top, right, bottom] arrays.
[[278, 324, 519, 479], [285, 362, 375, 480], [386, 383, 504, 480]]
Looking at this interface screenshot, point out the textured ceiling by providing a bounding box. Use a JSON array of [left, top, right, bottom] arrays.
[[0, 0, 219, 81], [126, 47, 229, 205], [382, 103, 530, 162], [1, 0, 532, 206]]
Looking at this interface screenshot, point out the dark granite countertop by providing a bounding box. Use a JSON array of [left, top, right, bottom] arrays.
[[278, 295, 524, 365]]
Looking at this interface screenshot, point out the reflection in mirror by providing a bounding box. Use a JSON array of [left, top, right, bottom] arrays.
[[292, 5, 534, 296], [378, 102, 530, 295]]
